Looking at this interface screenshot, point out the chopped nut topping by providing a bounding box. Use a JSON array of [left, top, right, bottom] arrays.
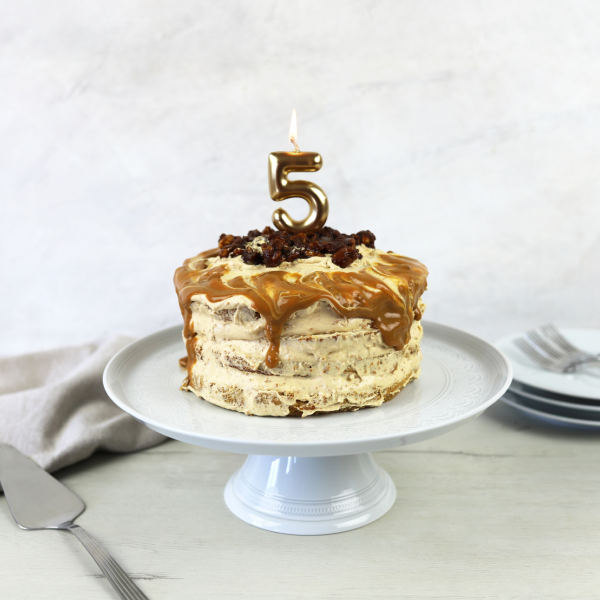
[[217, 226, 376, 268]]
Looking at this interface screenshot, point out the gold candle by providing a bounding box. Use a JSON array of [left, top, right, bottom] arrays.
[[268, 110, 329, 233]]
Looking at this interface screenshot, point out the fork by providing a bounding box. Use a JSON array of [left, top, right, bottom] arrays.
[[515, 324, 600, 373]]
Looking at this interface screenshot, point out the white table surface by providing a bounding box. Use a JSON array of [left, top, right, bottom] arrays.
[[2, 400, 600, 600]]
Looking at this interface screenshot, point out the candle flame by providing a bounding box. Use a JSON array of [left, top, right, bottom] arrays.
[[289, 109, 299, 152]]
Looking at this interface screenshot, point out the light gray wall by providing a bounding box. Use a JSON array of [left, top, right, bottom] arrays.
[[1, 1, 599, 355]]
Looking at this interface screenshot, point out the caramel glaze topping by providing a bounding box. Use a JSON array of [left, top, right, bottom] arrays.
[[174, 248, 428, 379]]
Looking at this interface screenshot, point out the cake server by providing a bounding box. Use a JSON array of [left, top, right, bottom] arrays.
[[0, 443, 150, 600]]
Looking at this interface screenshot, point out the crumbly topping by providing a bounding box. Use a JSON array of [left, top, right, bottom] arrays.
[[217, 226, 376, 268]]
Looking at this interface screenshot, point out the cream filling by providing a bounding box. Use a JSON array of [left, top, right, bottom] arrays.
[[190, 298, 378, 341]]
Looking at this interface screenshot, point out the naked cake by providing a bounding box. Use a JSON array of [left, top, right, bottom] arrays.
[[174, 226, 428, 417]]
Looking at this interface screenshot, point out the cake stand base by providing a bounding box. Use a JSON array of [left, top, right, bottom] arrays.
[[224, 453, 396, 535]]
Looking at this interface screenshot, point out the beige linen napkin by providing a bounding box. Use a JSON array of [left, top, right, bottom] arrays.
[[0, 336, 165, 475]]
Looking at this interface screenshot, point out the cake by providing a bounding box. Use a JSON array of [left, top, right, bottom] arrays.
[[174, 226, 428, 417]]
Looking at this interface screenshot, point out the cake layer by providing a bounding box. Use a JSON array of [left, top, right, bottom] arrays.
[[184, 314, 424, 416], [190, 297, 387, 344]]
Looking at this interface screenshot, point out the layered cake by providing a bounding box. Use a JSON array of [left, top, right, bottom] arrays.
[[174, 226, 428, 417]]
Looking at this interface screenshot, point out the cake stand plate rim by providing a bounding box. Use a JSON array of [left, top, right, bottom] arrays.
[[103, 321, 512, 456]]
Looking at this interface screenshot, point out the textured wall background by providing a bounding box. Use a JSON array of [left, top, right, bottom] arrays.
[[1, 1, 599, 355]]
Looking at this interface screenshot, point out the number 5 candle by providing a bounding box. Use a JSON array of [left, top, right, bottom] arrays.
[[268, 110, 329, 234]]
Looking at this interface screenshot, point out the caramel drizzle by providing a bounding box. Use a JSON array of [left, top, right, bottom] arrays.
[[174, 250, 428, 376]]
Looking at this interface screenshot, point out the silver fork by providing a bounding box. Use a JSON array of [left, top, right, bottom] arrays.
[[515, 324, 600, 373]]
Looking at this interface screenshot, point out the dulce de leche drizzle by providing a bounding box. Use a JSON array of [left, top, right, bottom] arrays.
[[174, 249, 428, 374]]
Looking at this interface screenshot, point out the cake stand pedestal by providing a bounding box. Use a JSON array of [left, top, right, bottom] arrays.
[[103, 322, 511, 536], [224, 453, 396, 535]]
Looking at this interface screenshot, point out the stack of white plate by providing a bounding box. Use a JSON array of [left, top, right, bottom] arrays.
[[495, 328, 600, 429]]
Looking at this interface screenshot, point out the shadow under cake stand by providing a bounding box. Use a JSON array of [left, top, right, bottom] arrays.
[[103, 322, 511, 536]]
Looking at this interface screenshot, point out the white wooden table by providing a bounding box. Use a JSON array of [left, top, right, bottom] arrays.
[[2, 401, 600, 600]]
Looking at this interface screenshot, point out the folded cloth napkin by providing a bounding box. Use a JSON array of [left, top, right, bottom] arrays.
[[0, 336, 166, 476]]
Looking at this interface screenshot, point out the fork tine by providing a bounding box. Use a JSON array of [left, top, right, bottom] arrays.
[[522, 347, 555, 369], [541, 324, 580, 354], [514, 338, 546, 365], [526, 330, 563, 359], [515, 338, 555, 368]]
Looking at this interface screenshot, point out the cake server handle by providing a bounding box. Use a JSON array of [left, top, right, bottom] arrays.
[[63, 523, 150, 600]]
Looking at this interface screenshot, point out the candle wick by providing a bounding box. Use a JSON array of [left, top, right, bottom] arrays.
[[290, 136, 300, 153]]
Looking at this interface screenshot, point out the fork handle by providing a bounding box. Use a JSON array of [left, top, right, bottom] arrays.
[[64, 524, 150, 600]]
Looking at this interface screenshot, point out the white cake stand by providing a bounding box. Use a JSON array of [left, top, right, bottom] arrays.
[[103, 322, 511, 536]]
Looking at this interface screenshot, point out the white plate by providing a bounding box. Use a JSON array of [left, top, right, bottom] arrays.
[[501, 392, 600, 430], [495, 328, 600, 401], [508, 389, 600, 422], [103, 321, 512, 458], [509, 382, 600, 413]]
